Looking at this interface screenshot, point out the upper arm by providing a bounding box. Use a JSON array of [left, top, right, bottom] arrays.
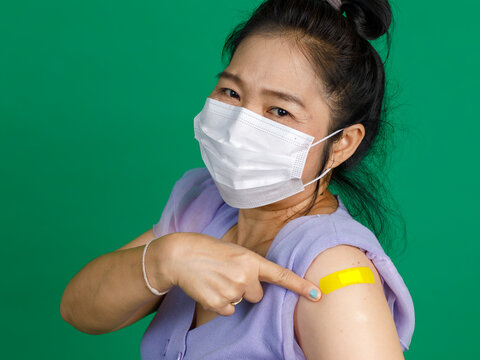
[[114, 228, 158, 252], [294, 244, 404, 360], [108, 168, 210, 331], [107, 172, 188, 328]]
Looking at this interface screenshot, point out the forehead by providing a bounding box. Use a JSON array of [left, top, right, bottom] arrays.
[[224, 34, 325, 104]]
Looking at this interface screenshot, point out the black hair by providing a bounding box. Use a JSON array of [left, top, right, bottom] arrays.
[[220, 0, 407, 257]]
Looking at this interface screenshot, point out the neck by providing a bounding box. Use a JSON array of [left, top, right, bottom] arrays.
[[228, 186, 338, 254]]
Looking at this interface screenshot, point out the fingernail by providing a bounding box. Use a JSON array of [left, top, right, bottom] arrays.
[[309, 288, 321, 300]]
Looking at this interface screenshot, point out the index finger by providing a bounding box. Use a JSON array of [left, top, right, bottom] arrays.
[[257, 255, 322, 301]]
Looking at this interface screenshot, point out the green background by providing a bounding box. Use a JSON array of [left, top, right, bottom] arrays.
[[1, 0, 478, 358]]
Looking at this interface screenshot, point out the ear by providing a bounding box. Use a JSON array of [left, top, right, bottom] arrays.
[[330, 124, 365, 168]]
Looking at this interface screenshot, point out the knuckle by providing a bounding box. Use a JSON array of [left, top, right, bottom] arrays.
[[207, 297, 224, 311], [252, 290, 264, 303], [243, 281, 264, 303], [224, 289, 239, 301], [229, 267, 248, 285], [220, 306, 235, 316], [243, 253, 259, 269], [212, 298, 225, 310], [236, 271, 249, 285], [278, 268, 292, 283]]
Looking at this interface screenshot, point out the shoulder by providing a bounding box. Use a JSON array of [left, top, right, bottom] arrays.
[[171, 167, 223, 211], [294, 243, 406, 359], [153, 167, 225, 236], [274, 215, 414, 356], [269, 214, 385, 279], [171, 167, 213, 193]]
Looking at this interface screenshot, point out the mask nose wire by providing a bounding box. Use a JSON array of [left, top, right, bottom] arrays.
[[311, 128, 345, 147]]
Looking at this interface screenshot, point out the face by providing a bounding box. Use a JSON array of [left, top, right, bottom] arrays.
[[207, 34, 363, 211]]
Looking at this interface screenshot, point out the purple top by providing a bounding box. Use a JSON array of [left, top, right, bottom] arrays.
[[141, 167, 415, 359]]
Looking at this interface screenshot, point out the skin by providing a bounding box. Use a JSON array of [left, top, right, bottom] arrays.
[[60, 32, 404, 359], [199, 34, 405, 359], [206, 33, 365, 252]]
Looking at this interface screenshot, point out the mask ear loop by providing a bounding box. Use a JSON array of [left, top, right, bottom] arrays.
[[310, 127, 345, 147], [304, 167, 332, 187], [304, 127, 345, 187]]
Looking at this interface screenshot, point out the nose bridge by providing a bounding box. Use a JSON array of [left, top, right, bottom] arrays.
[[239, 98, 264, 118], [242, 79, 269, 116]]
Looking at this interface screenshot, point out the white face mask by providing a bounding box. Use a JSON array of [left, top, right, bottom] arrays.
[[193, 97, 344, 209]]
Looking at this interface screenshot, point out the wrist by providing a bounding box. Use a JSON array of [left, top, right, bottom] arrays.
[[145, 234, 178, 292]]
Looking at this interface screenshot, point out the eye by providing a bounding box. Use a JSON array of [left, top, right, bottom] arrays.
[[219, 88, 240, 100], [217, 88, 292, 118], [270, 107, 291, 118]]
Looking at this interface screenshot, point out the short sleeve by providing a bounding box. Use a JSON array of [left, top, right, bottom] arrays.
[[152, 182, 177, 239], [271, 215, 415, 358], [152, 167, 225, 238], [362, 249, 416, 351]]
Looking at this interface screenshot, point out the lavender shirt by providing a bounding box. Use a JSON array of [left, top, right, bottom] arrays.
[[141, 167, 415, 359]]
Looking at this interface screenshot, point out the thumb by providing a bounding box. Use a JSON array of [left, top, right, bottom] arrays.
[[258, 256, 322, 301]]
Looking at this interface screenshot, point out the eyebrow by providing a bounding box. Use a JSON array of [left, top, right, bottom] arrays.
[[215, 70, 306, 109]]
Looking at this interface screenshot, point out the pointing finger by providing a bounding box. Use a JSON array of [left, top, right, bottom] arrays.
[[257, 256, 322, 301]]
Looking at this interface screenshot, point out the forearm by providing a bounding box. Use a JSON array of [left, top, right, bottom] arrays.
[[60, 235, 174, 334]]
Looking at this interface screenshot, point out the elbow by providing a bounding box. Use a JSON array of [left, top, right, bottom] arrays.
[[60, 309, 110, 335], [60, 293, 108, 335], [60, 291, 73, 325]]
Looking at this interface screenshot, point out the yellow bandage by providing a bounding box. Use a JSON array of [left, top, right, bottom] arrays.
[[319, 266, 375, 294]]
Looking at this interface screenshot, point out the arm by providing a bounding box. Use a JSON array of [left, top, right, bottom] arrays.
[[60, 228, 174, 335], [294, 244, 404, 360], [60, 169, 208, 334]]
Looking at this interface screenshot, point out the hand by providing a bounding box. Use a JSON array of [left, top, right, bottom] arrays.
[[164, 232, 323, 316]]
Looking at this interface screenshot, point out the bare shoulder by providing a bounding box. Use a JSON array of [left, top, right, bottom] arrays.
[[294, 244, 405, 360]]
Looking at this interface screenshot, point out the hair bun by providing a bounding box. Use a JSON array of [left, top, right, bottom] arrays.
[[339, 0, 392, 40]]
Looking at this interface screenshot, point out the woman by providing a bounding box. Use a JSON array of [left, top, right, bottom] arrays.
[[60, 0, 415, 359]]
